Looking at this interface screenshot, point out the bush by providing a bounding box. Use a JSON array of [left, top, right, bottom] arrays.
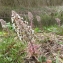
[[40, 14, 57, 27], [0, 6, 11, 22]]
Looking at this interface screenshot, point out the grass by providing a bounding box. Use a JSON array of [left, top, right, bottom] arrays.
[[0, 31, 27, 63], [43, 25, 63, 35], [34, 27, 41, 33], [0, 25, 63, 63]]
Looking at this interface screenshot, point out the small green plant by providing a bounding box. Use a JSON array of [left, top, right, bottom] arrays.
[[52, 60, 56, 63], [58, 42, 63, 45], [43, 25, 57, 32], [0, 33, 26, 63], [0, 31, 3, 35], [43, 25, 63, 35], [38, 56, 46, 63], [6, 22, 13, 30], [34, 27, 41, 33], [56, 53, 60, 63]]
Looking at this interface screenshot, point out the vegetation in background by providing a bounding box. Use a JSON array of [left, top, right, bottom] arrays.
[[0, 0, 63, 7], [43, 25, 63, 35]]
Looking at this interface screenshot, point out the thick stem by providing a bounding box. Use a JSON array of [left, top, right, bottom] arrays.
[[29, 41, 35, 54]]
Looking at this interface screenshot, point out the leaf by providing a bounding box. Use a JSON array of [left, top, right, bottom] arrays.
[[56, 53, 59, 63]]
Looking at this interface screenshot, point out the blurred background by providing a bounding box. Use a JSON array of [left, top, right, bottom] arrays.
[[0, 0, 63, 28]]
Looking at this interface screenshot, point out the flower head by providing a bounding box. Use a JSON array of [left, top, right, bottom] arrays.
[[27, 42, 40, 57]]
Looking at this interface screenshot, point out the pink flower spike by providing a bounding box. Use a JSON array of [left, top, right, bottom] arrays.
[[27, 42, 40, 57]]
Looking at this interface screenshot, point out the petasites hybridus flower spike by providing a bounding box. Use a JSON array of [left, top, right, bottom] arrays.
[[11, 10, 35, 42], [11, 10, 40, 59]]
